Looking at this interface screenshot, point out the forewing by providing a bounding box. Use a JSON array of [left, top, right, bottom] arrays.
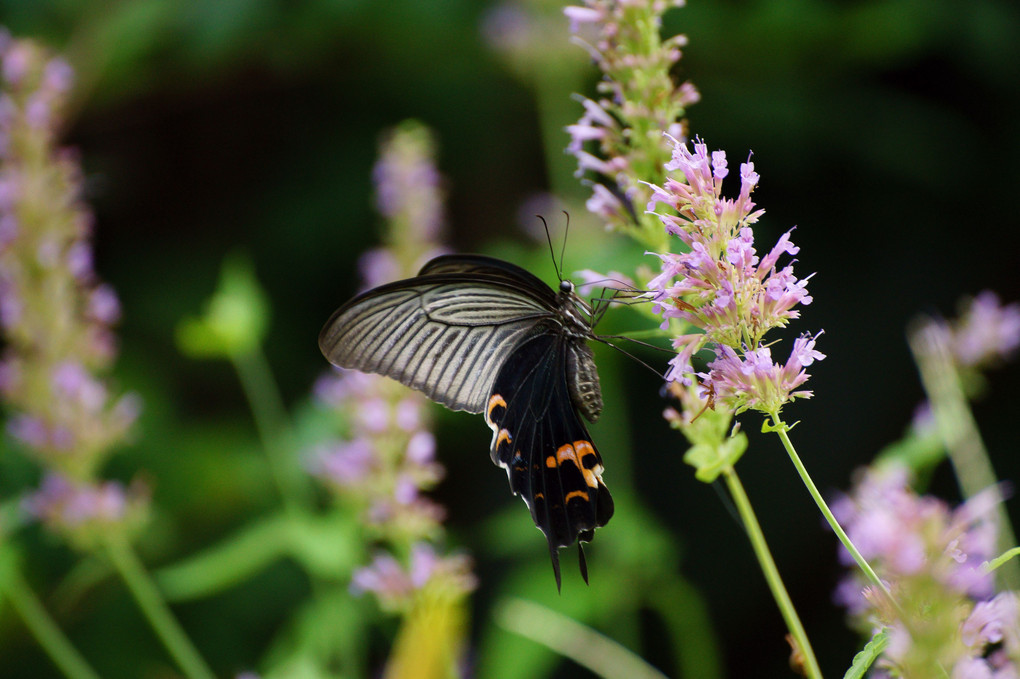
[[483, 332, 614, 587], [418, 254, 557, 306], [319, 275, 555, 413]]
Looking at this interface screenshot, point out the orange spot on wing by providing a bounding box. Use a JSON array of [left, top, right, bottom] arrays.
[[485, 393, 507, 427], [565, 490, 590, 503], [549, 442, 608, 489]]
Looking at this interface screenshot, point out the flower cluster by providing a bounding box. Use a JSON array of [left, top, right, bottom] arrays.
[[360, 119, 448, 289], [564, 0, 699, 245], [311, 121, 473, 607], [351, 543, 476, 612], [0, 33, 143, 540], [647, 137, 821, 416], [833, 466, 1019, 677], [310, 369, 446, 541], [21, 472, 148, 550], [481, 1, 583, 85], [943, 291, 1020, 370]]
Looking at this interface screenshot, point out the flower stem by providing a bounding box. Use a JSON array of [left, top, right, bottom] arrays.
[[767, 413, 902, 616], [232, 348, 311, 511], [0, 552, 101, 679], [908, 323, 1020, 589], [496, 597, 670, 679], [720, 466, 822, 679], [102, 533, 215, 679]]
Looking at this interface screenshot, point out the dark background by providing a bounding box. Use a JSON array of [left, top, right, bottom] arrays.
[[2, 0, 1019, 677]]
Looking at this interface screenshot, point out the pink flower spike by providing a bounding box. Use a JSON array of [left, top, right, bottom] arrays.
[[710, 150, 728, 180], [790, 332, 826, 367], [563, 6, 603, 32]]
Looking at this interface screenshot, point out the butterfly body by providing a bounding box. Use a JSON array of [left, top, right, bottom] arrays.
[[319, 254, 613, 587]]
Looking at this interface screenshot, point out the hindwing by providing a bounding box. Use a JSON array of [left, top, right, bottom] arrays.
[[484, 330, 614, 589]]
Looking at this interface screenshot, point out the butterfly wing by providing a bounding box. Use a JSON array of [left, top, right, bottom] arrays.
[[484, 330, 614, 589], [318, 258, 558, 413], [418, 254, 558, 305]]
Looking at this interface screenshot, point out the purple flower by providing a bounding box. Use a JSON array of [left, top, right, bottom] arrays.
[[833, 466, 1018, 676], [310, 119, 475, 613], [0, 274, 23, 328], [409, 542, 439, 588], [700, 333, 823, 415], [564, 1, 697, 236], [22, 472, 145, 541], [356, 396, 391, 433], [0, 36, 138, 479], [647, 137, 821, 413], [51, 361, 107, 413], [573, 268, 636, 297], [8, 413, 52, 449], [42, 58, 73, 94], [405, 431, 435, 465], [351, 553, 413, 600], [0, 213, 16, 249], [371, 121, 445, 244], [350, 543, 475, 608], [88, 284, 121, 324], [563, 5, 604, 31], [312, 368, 376, 408], [961, 593, 1018, 648], [950, 291, 1020, 368], [309, 439, 376, 487], [585, 182, 626, 222], [480, 4, 534, 52], [1, 42, 31, 84], [357, 248, 399, 290], [394, 397, 423, 432]]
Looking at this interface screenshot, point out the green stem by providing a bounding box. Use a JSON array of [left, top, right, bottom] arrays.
[[232, 349, 311, 510], [768, 413, 903, 617], [908, 323, 1020, 589], [496, 597, 670, 679], [102, 534, 215, 679], [0, 557, 102, 679], [720, 467, 822, 679]]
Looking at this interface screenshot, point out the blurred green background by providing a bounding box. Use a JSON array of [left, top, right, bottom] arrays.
[[2, 0, 1019, 677]]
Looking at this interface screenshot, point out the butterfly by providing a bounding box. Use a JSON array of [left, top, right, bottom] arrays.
[[318, 253, 613, 589]]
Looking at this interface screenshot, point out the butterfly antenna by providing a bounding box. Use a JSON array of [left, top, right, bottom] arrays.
[[559, 210, 570, 279], [537, 214, 562, 281]]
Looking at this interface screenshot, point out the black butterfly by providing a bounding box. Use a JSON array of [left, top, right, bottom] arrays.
[[318, 253, 613, 588]]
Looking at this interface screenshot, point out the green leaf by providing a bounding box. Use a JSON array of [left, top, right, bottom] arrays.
[[156, 511, 361, 600], [684, 431, 747, 483], [176, 254, 269, 359], [843, 629, 889, 679]]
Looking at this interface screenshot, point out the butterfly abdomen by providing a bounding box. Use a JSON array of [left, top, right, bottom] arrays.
[[566, 341, 602, 423]]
